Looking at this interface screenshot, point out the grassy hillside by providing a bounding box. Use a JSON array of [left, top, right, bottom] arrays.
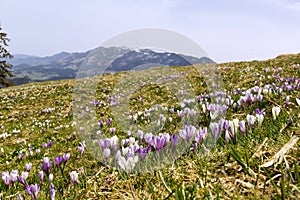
[[0, 53, 299, 199]]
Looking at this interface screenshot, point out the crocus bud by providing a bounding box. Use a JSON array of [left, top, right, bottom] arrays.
[[49, 174, 54, 182], [25, 163, 32, 172], [272, 106, 281, 120], [70, 171, 79, 186], [38, 171, 43, 183], [285, 96, 290, 106], [239, 121, 246, 136]]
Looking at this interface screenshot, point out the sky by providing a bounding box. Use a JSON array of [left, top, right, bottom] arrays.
[[1, 0, 300, 63]]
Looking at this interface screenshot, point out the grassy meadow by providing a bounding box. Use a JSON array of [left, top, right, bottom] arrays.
[[0, 54, 299, 199]]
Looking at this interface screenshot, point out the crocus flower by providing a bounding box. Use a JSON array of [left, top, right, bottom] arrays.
[[285, 96, 290, 105], [225, 130, 231, 143], [246, 114, 256, 130], [1, 172, 11, 186], [109, 127, 115, 133], [21, 171, 29, 180], [195, 127, 208, 144], [137, 130, 143, 145], [49, 174, 54, 182], [18, 152, 24, 160], [257, 94, 263, 103], [48, 140, 54, 148], [17, 176, 26, 186], [10, 170, 18, 183], [179, 125, 196, 143], [228, 120, 235, 137], [272, 106, 281, 120], [232, 119, 239, 135], [26, 183, 40, 200], [26, 163, 32, 172], [70, 171, 79, 186], [106, 118, 112, 126], [36, 149, 41, 155], [42, 157, 51, 173], [153, 135, 168, 151], [118, 155, 138, 173], [137, 146, 150, 160], [54, 156, 63, 167], [98, 119, 104, 128], [38, 171, 43, 183], [144, 133, 153, 145], [170, 134, 179, 151], [63, 153, 71, 163], [210, 122, 220, 143], [103, 148, 111, 160], [256, 113, 264, 127], [50, 183, 55, 200], [17, 194, 23, 200], [78, 142, 85, 154], [239, 121, 246, 136]]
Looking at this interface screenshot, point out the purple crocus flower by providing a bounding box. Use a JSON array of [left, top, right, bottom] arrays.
[[70, 171, 79, 186], [285, 96, 290, 105], [50, 183, 55, 200], [47, 140, 54, 148], [179, 125, 196, 143], [78, 145, 84, 154], [26, 163, 32, 172], [239, 121, 246, 136], [104, 139, 111, 149], [109, 127, 116, 133], [78, 141, 85, 154], [246, 114, 256, 131], [42, 143, 48, 148], [62, 153, 70, 163], [103, 148, 111, 160], [17, 176, 27, 186], [42, 157, 51, 173], [98, 139, 105, 150], [137, 146, 150, 160], [153, 135, 168, 151], [54, 156, 63, 167], [170, 134, 179, 151], [195, 127, 208, 144], [106, 118, 112, 126], [98, 119, 104, 128], [18, 152, 24, 160], [210, 122, 220, 143], [137, 130, 143, 145], [26, 183, 40, 200], [17, 194, 23, 200], [257, 94, 263, 103], [38, 171, 44, 183]]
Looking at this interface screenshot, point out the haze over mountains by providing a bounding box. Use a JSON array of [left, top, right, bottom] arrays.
[[10, 47, 215, 86]]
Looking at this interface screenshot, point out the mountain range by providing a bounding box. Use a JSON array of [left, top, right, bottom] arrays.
[[10, 47, 215, 86]]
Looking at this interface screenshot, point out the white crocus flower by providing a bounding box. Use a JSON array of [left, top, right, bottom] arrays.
[[256, 114, 264, 127], [110, 135, 118, 147], [232, 118, 239, 134], [272, 106, 281, 120], [21, 171, 29, 180], [118, 155, 138, 173]]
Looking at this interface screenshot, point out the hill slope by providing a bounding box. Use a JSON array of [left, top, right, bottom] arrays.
[[0, 53, 299, 199]]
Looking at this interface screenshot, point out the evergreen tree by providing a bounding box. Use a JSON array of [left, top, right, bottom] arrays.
[[0, 24, 13, 88]]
